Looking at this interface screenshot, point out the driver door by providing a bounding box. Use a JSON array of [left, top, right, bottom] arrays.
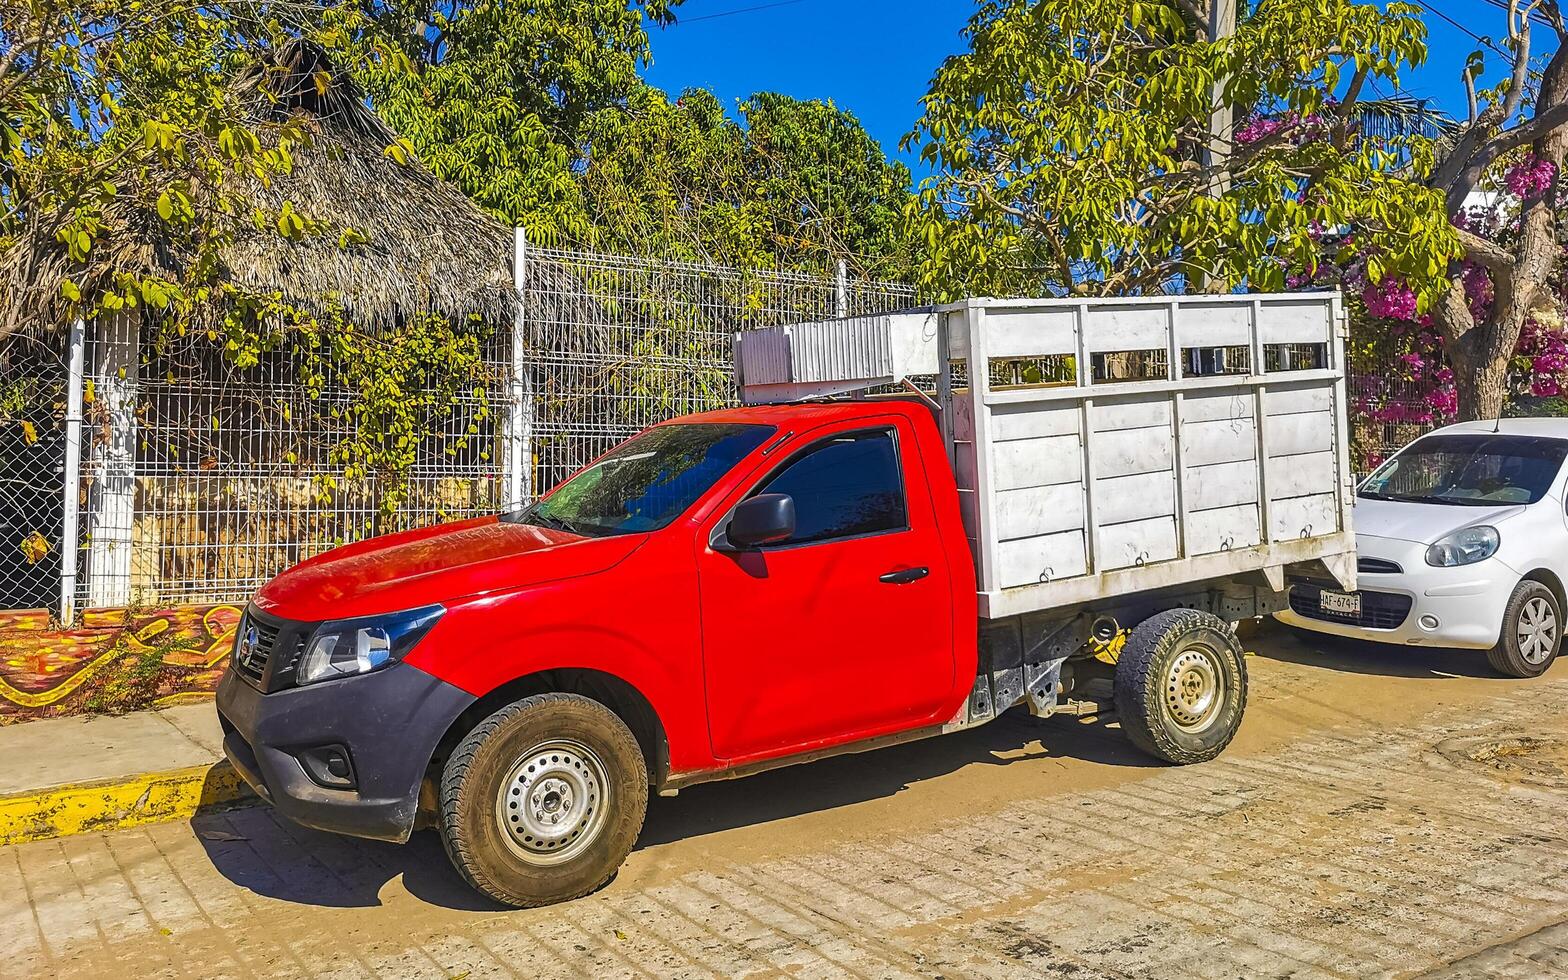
[[695, 419, 954, 762]]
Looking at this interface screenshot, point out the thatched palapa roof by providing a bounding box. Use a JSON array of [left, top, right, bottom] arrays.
[[0, 41, 522, 339], [227, 40, 516, 327]]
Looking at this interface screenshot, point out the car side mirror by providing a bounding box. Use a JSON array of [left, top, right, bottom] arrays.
[[723, 493, 796, 550]]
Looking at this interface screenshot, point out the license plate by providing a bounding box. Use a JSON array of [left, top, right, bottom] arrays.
[[1320, 590, 1362, 616]]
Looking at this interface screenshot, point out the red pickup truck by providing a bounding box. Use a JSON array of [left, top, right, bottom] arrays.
[[218, 398, 1263, 907]]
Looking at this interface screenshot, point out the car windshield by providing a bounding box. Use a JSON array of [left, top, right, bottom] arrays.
[[505, 423, 774, 537], [1359, 433, 1568, 507]]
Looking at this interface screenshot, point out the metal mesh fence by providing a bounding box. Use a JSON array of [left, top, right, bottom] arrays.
[[0, 334, 69, 613], [520, 248, 916, 493], [1346, 338, 1436, 473], [72, 314, 512, 611], [0, 254, 1421, 621], [0, 246, 915, 618]]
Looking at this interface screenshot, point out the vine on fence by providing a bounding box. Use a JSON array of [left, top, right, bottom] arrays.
[[149, 294, 495, 527]]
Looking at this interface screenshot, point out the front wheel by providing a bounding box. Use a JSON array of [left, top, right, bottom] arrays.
[[1113, 609, 1248, 765], [439, 693, 648, 908], [1487, 580, 1562, 678]]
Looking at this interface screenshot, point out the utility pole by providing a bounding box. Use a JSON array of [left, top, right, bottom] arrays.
[[1202, 0, 1238, 292], [1204, 0, 1237, 194]]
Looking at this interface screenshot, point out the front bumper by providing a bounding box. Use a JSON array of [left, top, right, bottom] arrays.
[[216, 661, 475, 843], [1275, 534, 1518, 650]]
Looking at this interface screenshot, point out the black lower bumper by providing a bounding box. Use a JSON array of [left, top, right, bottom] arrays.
[[216, 662, 475, 843]]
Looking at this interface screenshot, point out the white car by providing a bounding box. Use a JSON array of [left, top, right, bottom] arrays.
[[1277, 419, 1568, 677]]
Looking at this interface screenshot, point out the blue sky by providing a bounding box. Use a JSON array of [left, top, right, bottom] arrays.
[[643, 0, 969, 178], [644, 0, 1557, 183]]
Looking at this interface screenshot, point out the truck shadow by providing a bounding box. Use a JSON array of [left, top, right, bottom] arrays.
[[1255, 622, 1505, 679], [192, 707, 1154, 912], [636, 708, 1151, 847]]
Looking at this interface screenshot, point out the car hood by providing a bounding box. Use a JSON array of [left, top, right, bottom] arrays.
[[1354, 496, 1527, 546], [253, 516, 646, 621]]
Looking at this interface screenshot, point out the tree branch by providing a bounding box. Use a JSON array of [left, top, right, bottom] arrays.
[[1170, 0, 1211, 39], [1456, 226, 1516, 274]]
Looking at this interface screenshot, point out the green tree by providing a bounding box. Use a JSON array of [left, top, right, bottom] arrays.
[[579, 87, 919, 277], [317, 1, 920, 272], [0, 0, 308, 339], [317, 0, 681, 244], [904, 0, 1459, 302], [1421, 1, 1568, 420]]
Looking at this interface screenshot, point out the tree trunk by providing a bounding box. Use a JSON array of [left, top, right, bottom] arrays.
[[1453, 354, 1509, 421]]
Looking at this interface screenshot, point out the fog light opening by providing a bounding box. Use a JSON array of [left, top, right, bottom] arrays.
[[1419, 614, 1440, 631], [298, 744, 357, 789]]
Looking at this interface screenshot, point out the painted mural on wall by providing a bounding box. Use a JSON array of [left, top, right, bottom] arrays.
[[0, 605, 240, 723]]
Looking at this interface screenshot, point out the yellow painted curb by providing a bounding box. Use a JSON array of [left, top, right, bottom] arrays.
[[0, 761, 256, 847]]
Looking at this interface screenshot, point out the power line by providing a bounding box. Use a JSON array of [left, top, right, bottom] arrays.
[[673, 0, 812, 25], [1476, 0, 1555, 29], [1411, 0, 1515, 63]]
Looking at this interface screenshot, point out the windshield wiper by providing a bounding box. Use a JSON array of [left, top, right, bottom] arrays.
[[521, 511, 577, 533], [1373, 492, 1498, 507]]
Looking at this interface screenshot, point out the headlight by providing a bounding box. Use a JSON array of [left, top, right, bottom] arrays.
[[297, 605, 444, 685], [1425, 526, 1500, 567]]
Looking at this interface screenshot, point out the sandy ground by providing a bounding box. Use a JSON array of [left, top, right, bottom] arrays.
[[4, 622, 1568, 978]]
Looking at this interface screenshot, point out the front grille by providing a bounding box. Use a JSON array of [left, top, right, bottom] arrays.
[[233, 607, 308, 690], [1290, 584, 1413, 630], [1357, 557, 1404, 574]]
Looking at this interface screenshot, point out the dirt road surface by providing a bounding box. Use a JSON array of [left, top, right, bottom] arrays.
[[4, 625, 1568, 979]]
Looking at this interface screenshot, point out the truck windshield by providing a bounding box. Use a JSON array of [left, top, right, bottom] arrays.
[[506, 423, 774, 536], [1359, 433, 1568, 507]]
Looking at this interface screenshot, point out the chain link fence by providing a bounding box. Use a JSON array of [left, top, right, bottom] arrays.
[[0, 335, 69, 613]]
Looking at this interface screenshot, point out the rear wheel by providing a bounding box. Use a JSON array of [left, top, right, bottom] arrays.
[[439, 693, 648, 908], [1487, 580, 1562, 678], [1114, 609, 1247, 765]]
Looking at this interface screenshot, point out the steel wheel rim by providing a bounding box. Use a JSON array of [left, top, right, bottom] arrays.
[[1518, 596, 1559, 665], [496, 739, 609, 866], [1163, 642, 1226, 733]]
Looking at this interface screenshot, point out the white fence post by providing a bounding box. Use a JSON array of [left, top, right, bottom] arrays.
[[835, 259, 849, 319], [503, 227, 535, 510], [85, 311, 139, 609], [58, 317, 86, 624]]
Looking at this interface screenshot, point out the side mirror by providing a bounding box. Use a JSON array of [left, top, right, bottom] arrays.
[[724, 493, 796, 550]]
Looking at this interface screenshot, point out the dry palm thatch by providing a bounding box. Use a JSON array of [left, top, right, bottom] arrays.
[[0, 40, 535, 340], [225, 39, 517, 328]]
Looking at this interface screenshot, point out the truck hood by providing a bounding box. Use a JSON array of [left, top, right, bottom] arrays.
[[253, 516, 645, 621], [1354, 496, 1527, 546]]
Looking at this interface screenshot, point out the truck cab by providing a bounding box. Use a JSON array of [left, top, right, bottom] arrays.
[[218, 400, 981, 905]]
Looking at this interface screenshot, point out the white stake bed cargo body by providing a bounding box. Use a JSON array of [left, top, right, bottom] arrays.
[[737, 292, 1358, 621]]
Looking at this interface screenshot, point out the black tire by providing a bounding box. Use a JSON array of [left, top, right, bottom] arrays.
[[1487, 580, 1562, 678], [1113, 608, 1248, 765], [439, 693, 648, 908]]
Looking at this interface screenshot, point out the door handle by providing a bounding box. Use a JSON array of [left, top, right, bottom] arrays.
[[879, 566, 929, 585]]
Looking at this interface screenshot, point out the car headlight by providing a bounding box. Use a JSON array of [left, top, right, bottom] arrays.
[[297, 605, 444, 685], [1425, 526, 1500, 567]]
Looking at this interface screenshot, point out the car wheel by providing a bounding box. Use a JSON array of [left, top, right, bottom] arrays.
[[439, 693, 648, 908], [1113, 608, 1248, 765], [1487, 580, 1562, 678]]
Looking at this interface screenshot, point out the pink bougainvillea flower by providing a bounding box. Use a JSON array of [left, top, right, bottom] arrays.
[[1505, 156, 1557, 198], [1362, 277, 1419, 322]]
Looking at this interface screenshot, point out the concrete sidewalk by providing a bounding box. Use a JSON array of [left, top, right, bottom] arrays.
[[0, 703, 250, 846]]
